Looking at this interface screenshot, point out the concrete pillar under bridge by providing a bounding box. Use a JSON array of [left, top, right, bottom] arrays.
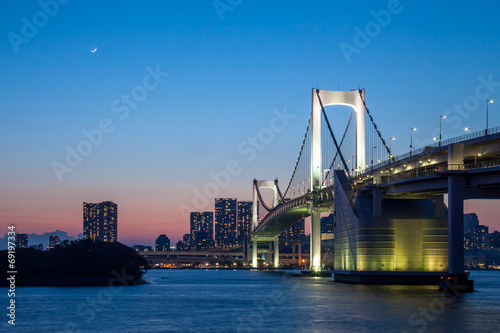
[[439, 143, 474, 291], [274, 237, 280, 268], [447, 175, 465, 275], [249, 237, 280, 268], [252, 238, 258, 267], [310, 211, 322, 271]]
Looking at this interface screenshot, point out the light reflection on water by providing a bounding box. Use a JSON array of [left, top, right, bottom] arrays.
[[1, 269, 499, 332]]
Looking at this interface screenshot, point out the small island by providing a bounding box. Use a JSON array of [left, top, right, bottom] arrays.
[[1, 239, 149, 287]]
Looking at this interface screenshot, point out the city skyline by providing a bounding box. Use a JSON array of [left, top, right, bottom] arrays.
[[2, 1, 500, 245]]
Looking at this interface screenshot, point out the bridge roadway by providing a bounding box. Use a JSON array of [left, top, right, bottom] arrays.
[[253, 129, 500, 239]]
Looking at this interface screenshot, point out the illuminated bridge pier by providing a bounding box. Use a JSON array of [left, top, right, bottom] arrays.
[[333, 169, 448, 284]]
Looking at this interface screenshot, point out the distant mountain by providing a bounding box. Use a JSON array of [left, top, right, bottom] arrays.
[[0, 230, 82, 250]]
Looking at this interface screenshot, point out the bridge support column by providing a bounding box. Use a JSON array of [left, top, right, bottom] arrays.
[[441, 174, 474, 292], [310, 211, 322, 271], [252, 238, 258, 268], [448, 175, 464, 274], [245, 235, 251, 264], [274, 237, 280, 268]]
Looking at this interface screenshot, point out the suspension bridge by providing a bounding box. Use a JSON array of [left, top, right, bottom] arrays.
[[248, 88, 500, 289]]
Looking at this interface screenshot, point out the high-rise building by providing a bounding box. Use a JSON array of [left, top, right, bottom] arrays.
[[193, 231, 211, 250], [155, 234, 170, 251], [464, 213, 479, 234], [175, 240, 184, 251], [48, 235, 60, 249], [15, 234, 28, 248], [183, 233, 192, 249], [83, 201, 118, 242], [281, 219, 305, 241], [237, 201, 254, 242], [475, 225, 489, 250], [215, 198, 237, 248], [190, 212, 214, 247], [490, 231, 500, 248]]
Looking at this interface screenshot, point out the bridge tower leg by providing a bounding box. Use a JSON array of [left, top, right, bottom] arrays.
[[252, 238, 258, 268], [310, 211, 322, 271], [310, 90, 323, 271], [274, 237, 280, 268], [245, 234, 251, 264]]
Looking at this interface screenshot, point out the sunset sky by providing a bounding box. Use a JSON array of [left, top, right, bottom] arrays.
[[1, 1, 500, 246]]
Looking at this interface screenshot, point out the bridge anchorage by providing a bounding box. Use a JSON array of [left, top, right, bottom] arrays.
[[249, 88, 500, 290]]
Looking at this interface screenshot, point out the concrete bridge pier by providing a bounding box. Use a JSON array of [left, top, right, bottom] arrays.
[[440, 143, 474, 291], [447, 175, 465, 275], [252, 238, 258, 268], [440, 174, 473, 292], [274, 237, 280, 268], [310, 210, 322, 271]]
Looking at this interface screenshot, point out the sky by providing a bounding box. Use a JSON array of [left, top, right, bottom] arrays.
[[1, 1, 500, 246]]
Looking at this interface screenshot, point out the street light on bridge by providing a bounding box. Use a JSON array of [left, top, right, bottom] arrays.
[[410, 128, 417, 157], [389, 137, 395, 159], [371, 146, 377, 175], [486, 99, 494, 135], [465, 127, 472, 139], [440, 115, 446, 147]]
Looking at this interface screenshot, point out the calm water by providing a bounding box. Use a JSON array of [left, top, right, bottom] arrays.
[[2, 269, 500, 332]]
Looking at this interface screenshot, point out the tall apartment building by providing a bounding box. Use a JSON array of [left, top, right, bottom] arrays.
[[281, 219, 306, 241], [48, 235, 60, 249], [215, 198, 237, 248], [190, 212, 214, 248], [83, 201, 117, 242], [237, 201, 254, 243], [464, 213, 479, 234], [155, 234, 171, 251], [15, 233, 28, 248]]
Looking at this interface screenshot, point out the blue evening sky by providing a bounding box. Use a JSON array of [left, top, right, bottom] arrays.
[[1, 1, 499, 244]]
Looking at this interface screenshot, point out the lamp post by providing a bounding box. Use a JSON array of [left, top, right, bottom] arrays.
[[389, 137, 395, 160], [410, 128, 416, 157], [371, 146, 377, 175], [465, 127, 472, 139], [440, 115, 446, 147], [486, 100, 494, 135]]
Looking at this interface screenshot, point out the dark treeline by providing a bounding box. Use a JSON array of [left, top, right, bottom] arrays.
[[1, 239, 149, 286]]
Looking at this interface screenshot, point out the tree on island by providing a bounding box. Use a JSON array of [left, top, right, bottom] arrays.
[[1, 239, 149, 286]]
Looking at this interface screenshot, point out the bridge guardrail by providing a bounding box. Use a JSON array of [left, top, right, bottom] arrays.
[[436, 160, 500, 172], [376, 159, 500, 183], [369, 126, 500, 172], [255, 186, 335, 232]]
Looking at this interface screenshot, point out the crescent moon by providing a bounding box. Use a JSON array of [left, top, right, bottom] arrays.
[[90, 47, 97, 53]]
